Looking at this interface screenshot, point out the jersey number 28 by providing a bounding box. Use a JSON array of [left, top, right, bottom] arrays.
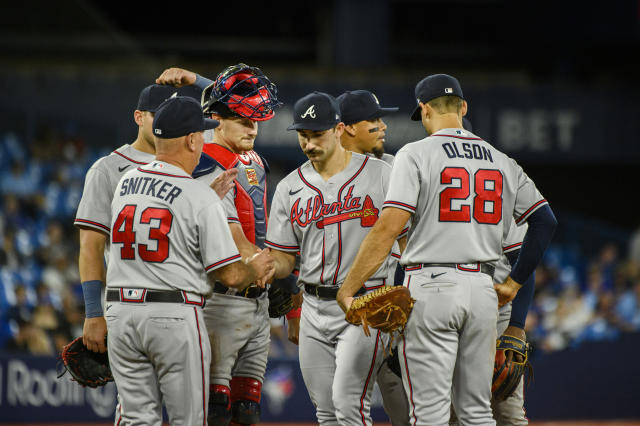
[[439, 167, 503, 224], [112, 204, 173, 262]]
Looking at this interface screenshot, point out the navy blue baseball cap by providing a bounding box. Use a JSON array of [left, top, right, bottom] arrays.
[[137, 84, 179, 112], [410, 74, 464, 121], [287, 92, 341, 131], [337, 90, 399, 125], [153, 96, 219, 139]]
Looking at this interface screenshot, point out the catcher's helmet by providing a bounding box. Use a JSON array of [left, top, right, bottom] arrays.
[[201, 63, 281, 121]]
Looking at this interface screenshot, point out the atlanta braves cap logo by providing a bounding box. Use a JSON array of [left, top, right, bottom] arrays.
[[301, 105, 316, 119]]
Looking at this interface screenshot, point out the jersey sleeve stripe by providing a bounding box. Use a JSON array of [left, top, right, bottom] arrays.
[[74, 219, 111, 233], [391, 252, 401, 259], [113, 150, 149, 165], [205, 254, 242, 271], [515, 199, 548, 224], [264, 240, 300, 252], [432, 134, 483, 141], [138, 168, 192, 179], [227, 217, 240, 223], [398, 226, 409, 237], [503, 242, 522, 252], [383, 201, 417, 212]]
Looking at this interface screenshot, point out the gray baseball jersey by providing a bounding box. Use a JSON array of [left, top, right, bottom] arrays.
[[392, 128, 547, 425], [385, 128, 547, 265], [74, 144, 154, 426], [494, 220, 529, 425], [267, 152, 402, 425], [359, 153, 410, 424], [106, 161, 240, 294], [105, 160, 239, 425], [266, 152, 401, 286], [495, 221, 528, 283], [75, 144, 155, 234]]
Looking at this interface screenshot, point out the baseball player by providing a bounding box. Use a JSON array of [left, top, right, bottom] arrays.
[[338, 74, 557, 425], [155, 64, 283, 426], [105, 96, 273, 426], [337, 89, 410, 426], [265, 91, 407, 426], [75, 84, 178, 355], [448, 121, 535, 426]]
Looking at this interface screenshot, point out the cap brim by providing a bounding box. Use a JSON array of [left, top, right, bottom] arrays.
[[410, 105, 421, 121], [372, 106, 399, 119], [287, 122, 337, 131], [203, 118, 220, 130]]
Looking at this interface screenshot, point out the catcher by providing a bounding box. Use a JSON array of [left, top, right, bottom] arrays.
[[156, 64, 289, 426]]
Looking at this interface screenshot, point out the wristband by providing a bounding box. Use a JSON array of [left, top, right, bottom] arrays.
[[286, 307, 301, 320], [82, 280, 104, 318]]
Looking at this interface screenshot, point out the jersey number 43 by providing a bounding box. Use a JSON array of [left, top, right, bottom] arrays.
[[439, 167, 503, 224], [112, 204, 173, 262]]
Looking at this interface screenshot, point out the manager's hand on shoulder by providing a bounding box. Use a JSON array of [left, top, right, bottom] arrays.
[[210, 168, 238, 199]]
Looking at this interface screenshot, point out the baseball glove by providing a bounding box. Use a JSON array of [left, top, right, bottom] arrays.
[[345, 286, 415, 337], [492, 334, 533, 400], [268, 274, 299, 318], [58, 336, 114, 388]]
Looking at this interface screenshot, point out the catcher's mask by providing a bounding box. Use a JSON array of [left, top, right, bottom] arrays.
[[201, 63, 281, 121]]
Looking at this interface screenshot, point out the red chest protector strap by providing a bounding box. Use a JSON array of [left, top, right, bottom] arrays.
[[202, 143, 268, 246]]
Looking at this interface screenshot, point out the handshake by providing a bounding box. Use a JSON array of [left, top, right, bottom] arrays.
[[245, 248, 277, 287]]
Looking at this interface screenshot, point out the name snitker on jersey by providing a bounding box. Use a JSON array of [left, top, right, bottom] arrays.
[[119, 175, 183, 204]]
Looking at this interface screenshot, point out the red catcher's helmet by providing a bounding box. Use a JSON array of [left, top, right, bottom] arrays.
[[201, 63, 281, 121]]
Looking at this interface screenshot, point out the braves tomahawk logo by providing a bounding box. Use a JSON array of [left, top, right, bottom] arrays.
[[301, 105, 316, 119], [290, 185, 379, 228]]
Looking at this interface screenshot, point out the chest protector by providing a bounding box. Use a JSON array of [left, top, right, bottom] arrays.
[[194, 144, 268, 248]]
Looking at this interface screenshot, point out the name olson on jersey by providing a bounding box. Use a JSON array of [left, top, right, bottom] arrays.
[[442, 142, 494, 163], [290, 185, 379, 228], [119, 177, 183, 204]]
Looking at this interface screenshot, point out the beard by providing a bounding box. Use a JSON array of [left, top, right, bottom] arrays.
[[371, 145, 384, 159]]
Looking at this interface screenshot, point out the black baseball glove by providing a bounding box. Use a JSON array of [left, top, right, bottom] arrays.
[[492, 334, 533, 400], [58, 336, 114, 388], [268, 273, 299, 318]]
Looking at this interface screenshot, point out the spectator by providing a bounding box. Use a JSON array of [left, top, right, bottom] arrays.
[[615, 278, 640, 331], [5, 317, 54, 355], [0, 160, 40, 198]]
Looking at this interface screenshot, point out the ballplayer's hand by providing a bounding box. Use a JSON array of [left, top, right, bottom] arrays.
[[247, 249, 275, 288], [336, 287, 354, 314], [292, 290, 303, 310], [287, 317, 300, 345], [155, 67, 197, 87], [498, 328, 526, 377], [494, 276, 522, 307], [210, 168, 238, 200], [82, 317, 108, 353]]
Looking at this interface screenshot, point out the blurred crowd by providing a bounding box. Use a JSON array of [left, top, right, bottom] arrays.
[[1, 130, 639, 358]]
